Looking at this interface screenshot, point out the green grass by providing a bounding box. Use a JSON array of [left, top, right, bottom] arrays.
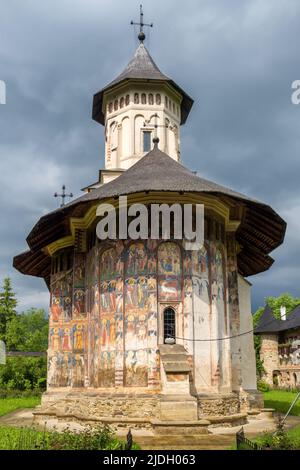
[[0, 425, 47, 450], [0, 396, 40, 417], [0, 424, 140, 450], [263, 390, 300, 416]]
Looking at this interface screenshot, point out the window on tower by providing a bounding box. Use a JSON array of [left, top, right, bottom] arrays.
[[143, 131, 151, 152]]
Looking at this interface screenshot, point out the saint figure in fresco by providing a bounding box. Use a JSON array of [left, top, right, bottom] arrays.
[[74, 324, 84, 350], [62, 327, 71, 351], [51, 297, 61, 322]]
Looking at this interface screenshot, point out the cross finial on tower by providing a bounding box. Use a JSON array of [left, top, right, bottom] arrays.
[[131, 4, 153, 43], [54, 185, 73, 208]]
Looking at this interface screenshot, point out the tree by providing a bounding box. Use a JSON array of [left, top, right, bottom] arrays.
[[0, 308, 48, 391], [5, 308, 48, 352], [253, 293, 300, 327], [0, 277, 17, 342]]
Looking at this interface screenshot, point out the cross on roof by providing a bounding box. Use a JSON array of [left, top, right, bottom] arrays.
[[131, 4, 153, 43], [54, 185, 73, 207]]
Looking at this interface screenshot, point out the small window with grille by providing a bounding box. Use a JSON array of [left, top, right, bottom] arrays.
[[163, 307, 176, 344]]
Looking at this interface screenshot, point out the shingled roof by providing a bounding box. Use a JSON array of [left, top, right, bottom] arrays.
[[13, 144, 286, 282], [255, 304, 300, 334], [92, 43, 194, 125]]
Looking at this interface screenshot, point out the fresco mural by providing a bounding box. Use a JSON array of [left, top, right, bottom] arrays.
[[124, 242, 149, 387], [158, 242, 182, 301], [99, 248, 119, 387], [73, 253, 86, 318]]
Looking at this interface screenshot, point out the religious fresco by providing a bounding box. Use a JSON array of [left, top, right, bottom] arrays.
[[192, 246, 210, 303], [158, 242, 182, 301], [124, 242, 149, 387], [50, 270, 73, 325], [98, 248, 120, 387], [47, 352, 73, 388], [215, 249, 225, 304], [73, 253, 86, 318]]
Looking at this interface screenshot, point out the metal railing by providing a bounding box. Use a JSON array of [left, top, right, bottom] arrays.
[[236, 427, 262, 451]]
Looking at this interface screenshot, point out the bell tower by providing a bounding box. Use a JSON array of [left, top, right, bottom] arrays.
[[91, 7, 193, 184]]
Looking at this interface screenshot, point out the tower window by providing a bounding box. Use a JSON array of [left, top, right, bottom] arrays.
[[143, 131, 151, 152], [163, 307, 176, 344], [120, 97, 124, 108], [134, 93, 139, 104], [141, 93, 147, 104], [156, 94, 161, 105], [125, 94, 130, 106], [114, 100, 118, 111], [149, 93, 154, 105]]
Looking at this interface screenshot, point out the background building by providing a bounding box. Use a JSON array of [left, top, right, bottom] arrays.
[[255, 305, 300, 388]]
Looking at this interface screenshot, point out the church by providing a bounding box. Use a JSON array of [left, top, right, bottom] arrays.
[[14, 21, 286, 432]]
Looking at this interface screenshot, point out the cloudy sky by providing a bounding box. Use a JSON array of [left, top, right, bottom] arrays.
[[0, 0, 299, 313]]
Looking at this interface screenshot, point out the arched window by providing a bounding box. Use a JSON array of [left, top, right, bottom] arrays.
[[108, 102, 113, 113], [125, 94, 130, 106], [134, 93, 139, 104], [156, 93, 161, 105], [165, 96, 168, 108], [141, 93, 147, 104], [148, 93, 154, 105], [120, 97, 124, 108], [293, 373, 297, 387], [163, 307, 176, 344], [114, 99, 118, 111]]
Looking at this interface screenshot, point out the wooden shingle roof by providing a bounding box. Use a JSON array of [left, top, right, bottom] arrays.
[[92, 43, 194, 125], [13, 145, 286, 281]]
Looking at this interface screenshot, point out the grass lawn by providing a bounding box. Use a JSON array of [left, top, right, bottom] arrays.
[[263, 390, 300, 416], [0, 396, 41, 417], [0, 425, 46, 450]]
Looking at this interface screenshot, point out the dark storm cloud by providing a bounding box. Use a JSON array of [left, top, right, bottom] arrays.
[[0, 0, 299, 312]]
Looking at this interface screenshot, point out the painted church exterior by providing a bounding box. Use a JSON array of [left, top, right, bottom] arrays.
[[14, 36, 286, 431]]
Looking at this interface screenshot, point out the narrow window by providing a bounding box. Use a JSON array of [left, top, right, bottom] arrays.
[[149, 93, 154, 105], [125, 94, 130, 106], [156, 93, 161, 105], [134, 93, 139, 104], [120, 97, 124, 108], [141, 93, 147, 104], [143, 131, 151, 152], [114, 99, 118, 111], [164, 307, 176, 344]]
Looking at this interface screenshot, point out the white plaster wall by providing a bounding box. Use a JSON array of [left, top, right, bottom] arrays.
[[238, 274, 257, 390], [104, 88, 181, 171]]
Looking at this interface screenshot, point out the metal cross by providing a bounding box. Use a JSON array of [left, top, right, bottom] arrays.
[[54, 185, 73, 207], [131, 4, 153, 43], [144, 113, 169, 137]]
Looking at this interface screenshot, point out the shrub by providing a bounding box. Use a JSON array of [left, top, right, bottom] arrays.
[[257, 380, 270, 392], [260, 418, 297, 450], [0, 357, 47, 391]]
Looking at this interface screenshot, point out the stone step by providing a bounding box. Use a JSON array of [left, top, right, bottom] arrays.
[[133, 435, 235, 450]]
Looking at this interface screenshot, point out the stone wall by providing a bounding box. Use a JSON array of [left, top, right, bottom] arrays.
[[260, 334, 279, 385], [42, 392, 161, 422], [238, 275, 257, 390], [197, 394, 240, 417]]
